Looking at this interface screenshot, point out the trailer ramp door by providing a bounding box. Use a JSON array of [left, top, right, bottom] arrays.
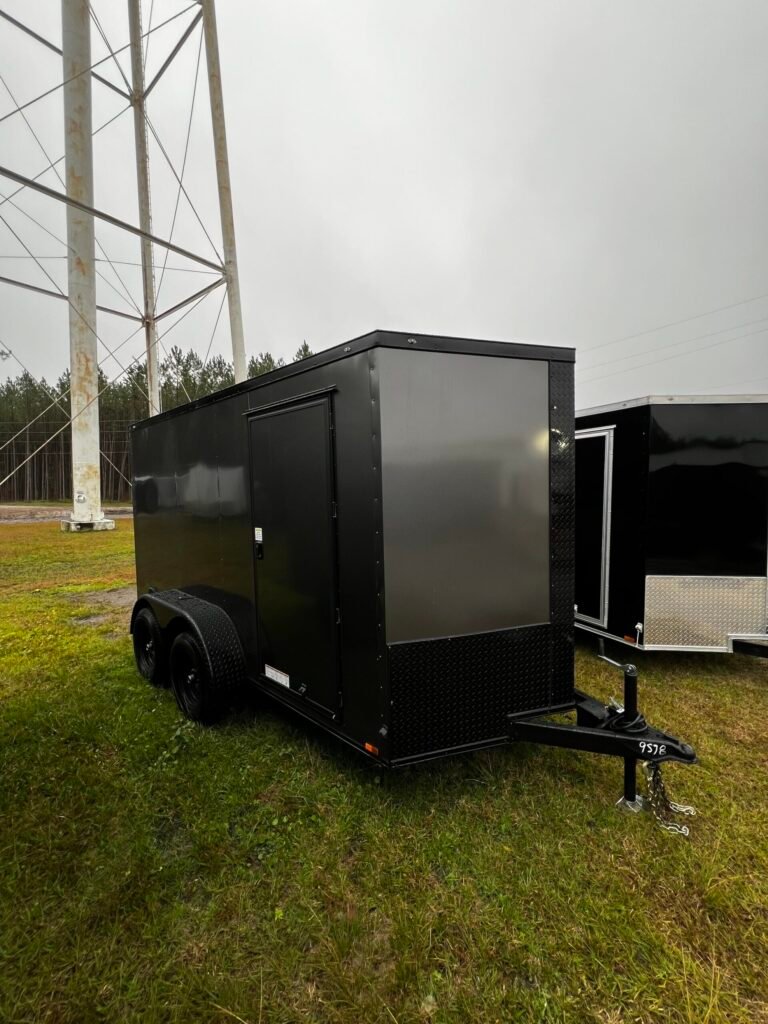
[[248, 398, 340, 715]]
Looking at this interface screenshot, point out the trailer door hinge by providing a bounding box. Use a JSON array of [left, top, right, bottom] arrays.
[[335, 607, 341, 625], [331, 501, 338, 518]]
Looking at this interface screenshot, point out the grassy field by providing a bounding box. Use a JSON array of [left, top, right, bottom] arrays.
[[1, 523, 767, 1024]]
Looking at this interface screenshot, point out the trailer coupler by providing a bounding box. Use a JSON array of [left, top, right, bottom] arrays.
[[508, 657, 697, 834]]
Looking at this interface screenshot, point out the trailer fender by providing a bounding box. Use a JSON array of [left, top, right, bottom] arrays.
[[130, 589, 246, 692]]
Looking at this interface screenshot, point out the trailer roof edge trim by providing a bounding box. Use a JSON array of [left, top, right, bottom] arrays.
[[133, 329, 575, 429], [578, 393, 768, 417]]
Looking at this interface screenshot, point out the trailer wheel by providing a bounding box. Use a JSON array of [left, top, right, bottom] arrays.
[[132, 607, 166, 686], [169, 631, 220, 724]]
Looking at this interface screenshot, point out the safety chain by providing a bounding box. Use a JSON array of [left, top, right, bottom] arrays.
[[643, 762, 696, 836]]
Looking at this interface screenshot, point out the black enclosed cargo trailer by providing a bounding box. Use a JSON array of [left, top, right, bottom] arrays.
[[575, 395, 768, 654], [130, 332, 695, 821]]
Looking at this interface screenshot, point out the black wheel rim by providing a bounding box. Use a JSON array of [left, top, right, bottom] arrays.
[[134, 617, 157, 678], [172, 640, 203, 718]]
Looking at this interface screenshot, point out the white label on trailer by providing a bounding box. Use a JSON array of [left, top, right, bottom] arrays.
[[254, 527, 263, 542], [639, 741, 666, 758], [265, 664, 290, 688]]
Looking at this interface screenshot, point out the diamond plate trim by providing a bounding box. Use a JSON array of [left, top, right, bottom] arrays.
[[388, 624, 554, 759], [644, 576, 768, 649]]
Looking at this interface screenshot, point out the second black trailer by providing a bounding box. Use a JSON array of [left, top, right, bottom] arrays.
[[575, 395, 768, 654], [129, 331, 696, 821]]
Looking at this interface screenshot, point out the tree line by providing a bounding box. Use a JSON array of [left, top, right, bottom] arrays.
[[0, 342, 313, 503]]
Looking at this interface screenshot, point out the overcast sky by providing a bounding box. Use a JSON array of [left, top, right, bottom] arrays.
[[1, 0, 767, 410]]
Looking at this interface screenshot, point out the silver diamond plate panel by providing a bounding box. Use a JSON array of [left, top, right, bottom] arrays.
[[644, 576, 768, 649]]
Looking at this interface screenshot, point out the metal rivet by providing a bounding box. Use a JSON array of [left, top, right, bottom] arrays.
[[407, 338, 417, 345]]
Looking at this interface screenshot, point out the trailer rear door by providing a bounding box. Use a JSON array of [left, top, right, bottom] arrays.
[[575, 426, 614, 628], [248, 397, 341, 716]]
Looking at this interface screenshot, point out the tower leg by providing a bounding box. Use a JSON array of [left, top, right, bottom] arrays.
[[61, 0, 114, 532], [200, 0, 247, 383], [128, 0, 161, 417]]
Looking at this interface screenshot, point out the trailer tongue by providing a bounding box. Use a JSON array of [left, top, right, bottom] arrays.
[[510, 651, 697, 834]]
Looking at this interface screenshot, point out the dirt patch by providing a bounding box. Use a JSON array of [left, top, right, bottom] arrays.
[[72, 613, 110, 627], [0, 504, 132, 524], [68, 586, 136, 634], [84, 587, 136, 611]]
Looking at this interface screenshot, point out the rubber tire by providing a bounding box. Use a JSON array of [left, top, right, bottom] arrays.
[[132, 607, 166, 686], [169, 631, 220, 724]]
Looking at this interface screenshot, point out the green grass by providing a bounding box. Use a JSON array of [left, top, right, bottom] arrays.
[[1, 524, 767, 1024]]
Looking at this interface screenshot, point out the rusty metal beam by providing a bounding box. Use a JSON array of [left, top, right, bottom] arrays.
[[0, 8, 130, 100], [154, 275, 225, 323], [0, 272, 143, 321], [201, 0, 246, 382], [128, 0, 160, 416], [144, 9, 202, 99], [0, 163, 224, 272]]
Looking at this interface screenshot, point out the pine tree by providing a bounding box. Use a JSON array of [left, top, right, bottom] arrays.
[[0, 347, 286, 501]]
